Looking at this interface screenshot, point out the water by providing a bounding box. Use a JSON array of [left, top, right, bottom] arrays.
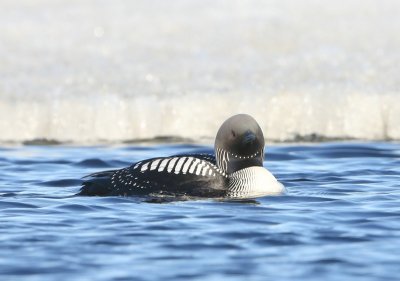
[[1, 142, 399, 281], [1, 1, 400, 279], [1, 0, 400, 142]]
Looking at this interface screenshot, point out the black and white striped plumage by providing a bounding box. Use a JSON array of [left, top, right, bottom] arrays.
[[79, 114, 284, 198]]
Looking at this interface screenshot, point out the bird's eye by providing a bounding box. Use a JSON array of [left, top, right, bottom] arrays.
[[231, 130, 236, 137]]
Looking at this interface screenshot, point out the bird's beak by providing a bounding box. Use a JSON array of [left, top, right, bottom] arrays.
[[242, 130, 256, 144]]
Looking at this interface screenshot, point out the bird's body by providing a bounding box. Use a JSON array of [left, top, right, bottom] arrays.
[[80, 154, 227, 197], [79, 114, 284, 199]]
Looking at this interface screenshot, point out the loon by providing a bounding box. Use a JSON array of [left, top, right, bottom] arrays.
[[79, 114, 284, 199]]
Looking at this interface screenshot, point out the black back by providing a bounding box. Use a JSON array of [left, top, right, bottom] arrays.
[[79, 154, 227, 197]]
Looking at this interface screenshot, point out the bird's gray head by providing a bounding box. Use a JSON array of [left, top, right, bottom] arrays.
[[214, 114, 265, 174]]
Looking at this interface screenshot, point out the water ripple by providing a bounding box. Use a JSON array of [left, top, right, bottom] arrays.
[[0, 142, 399, 281]]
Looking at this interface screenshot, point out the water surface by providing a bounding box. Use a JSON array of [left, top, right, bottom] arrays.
[[1, 142, 399, 280]]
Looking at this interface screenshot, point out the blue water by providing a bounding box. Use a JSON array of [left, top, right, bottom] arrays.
[[0, 142, 400, 281]]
